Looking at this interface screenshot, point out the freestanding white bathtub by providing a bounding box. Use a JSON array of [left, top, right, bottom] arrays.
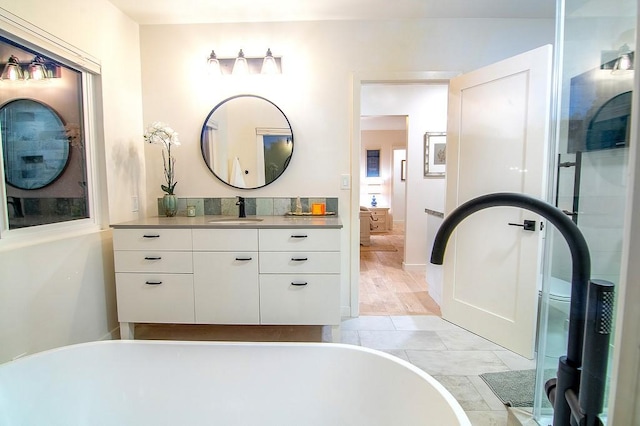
[[0, 340, 470, 425]]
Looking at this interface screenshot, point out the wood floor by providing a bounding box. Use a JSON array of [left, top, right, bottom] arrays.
[[359, 223, 441, 316]]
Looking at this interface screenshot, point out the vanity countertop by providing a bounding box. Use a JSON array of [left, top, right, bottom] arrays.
[[111, 215, 343, 229]]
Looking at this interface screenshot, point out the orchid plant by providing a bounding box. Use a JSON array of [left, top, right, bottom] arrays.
[[144, 122, 180, 195]]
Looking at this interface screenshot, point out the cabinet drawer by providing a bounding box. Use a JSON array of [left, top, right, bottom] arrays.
[[193, 229, 258, 251], [370, 221, 387, 232], [113, 228, 192, 251], [259, 229, 340, 251], [260, 274, 340, 325], [115, 273, 194, 323], [193, 252, 259, 324], [259, 252, 340, 274], [114, 251, 193, 273]]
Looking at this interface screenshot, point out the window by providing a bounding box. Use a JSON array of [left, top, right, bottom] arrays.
[[366, 149, 380, 177], [0, 32, 96, 234]]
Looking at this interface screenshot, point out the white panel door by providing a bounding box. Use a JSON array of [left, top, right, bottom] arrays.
[[443, 45, 552, 358]]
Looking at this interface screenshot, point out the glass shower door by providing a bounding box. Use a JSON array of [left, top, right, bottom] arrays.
[[535, 0, 636, 423]]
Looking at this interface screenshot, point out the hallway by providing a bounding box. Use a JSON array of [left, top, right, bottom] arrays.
[[359, 223, 441, 316]]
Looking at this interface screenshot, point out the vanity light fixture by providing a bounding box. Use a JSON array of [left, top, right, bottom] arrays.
[[206, 48, 282, 75], [0, 55, 61, 81], [232, 49, 249, 75], [207, 50, 221, 75], [26, 56, 48, 80], [1, 55, 23, 80], [261, 48, 279, 74], [601, 44, 634, 75], [612, 44, 634, 74]]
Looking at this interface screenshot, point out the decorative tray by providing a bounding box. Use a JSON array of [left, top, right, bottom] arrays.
[[285, 212, 336, 216]]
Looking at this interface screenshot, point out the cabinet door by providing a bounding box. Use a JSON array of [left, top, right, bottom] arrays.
[[115, 273, 194, 323], [260, 274, 340, 325], [193, 252, 259, 324]]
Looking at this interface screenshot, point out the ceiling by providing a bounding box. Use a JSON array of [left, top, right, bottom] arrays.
[[107, 0, 555, 25]]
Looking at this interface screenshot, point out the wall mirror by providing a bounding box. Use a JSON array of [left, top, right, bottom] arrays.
[[1, 99, 69, 190], [200, 94, 293, 189], [585, 91, 632, 151]]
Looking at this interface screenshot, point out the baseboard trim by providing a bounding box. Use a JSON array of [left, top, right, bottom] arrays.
[[402, 262, 426, 272]]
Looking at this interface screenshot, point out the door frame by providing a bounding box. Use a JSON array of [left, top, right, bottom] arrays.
[[349, 71, 459, 316]]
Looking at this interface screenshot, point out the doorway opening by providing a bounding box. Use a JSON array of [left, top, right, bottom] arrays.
[[355, 81, 451, 316], [358, 115, 439, 315]]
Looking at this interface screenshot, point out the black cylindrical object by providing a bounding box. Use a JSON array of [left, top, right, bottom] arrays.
[[550, 356, 582, 426], [579, 279, 615, 424]]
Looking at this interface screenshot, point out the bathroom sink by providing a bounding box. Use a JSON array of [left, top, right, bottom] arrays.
[[208, 218, 264, 224]]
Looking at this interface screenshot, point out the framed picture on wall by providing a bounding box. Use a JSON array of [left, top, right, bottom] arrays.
[[366, 149, 380, 177], [424, 132, 446, 177]]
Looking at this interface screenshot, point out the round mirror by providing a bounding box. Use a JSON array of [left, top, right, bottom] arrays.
[[200, 95, 294, 189], [586, 91, 632, 151], [0, 99, 69, 190]]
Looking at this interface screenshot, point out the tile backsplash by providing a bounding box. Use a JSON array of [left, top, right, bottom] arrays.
[[157, 197, 339, 217]]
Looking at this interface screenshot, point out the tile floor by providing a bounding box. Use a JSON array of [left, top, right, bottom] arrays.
[[339, 315, 536, 426]]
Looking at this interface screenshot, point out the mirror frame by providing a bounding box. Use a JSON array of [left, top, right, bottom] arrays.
[[200, 94, 294, 190]]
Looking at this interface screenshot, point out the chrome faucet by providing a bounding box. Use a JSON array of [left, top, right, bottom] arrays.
[[430, 192, 613, 426], [236, 196, 246, 218]]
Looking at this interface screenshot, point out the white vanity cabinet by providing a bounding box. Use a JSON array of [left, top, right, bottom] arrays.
[[258, 229, 341, 325], [111, 216, 343, 340], [192, 229, 259, 324], [113, 228, 195, 339]]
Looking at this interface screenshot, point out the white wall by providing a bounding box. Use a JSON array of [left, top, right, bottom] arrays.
[[392, 148, 407, 223], [139, 18, 555, 313], [0, 0, 144, 362]]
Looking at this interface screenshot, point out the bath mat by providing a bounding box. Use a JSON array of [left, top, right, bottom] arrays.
[[480, 369, 537, 407], [360, 244, 398, 252]]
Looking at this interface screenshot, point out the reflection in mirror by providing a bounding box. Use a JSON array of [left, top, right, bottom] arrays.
[[201, 95, 293, 189], [586, 91, 632, 151], [1, 99, 69, 189]]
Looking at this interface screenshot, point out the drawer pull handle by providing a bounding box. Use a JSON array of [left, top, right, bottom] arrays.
[[235, 257, 253, 261], [291, 282, 308, 286], [291, 235, 308, 239], [291, 257, 308, 262], [143, 234, 160, 238], [145, 281, 163, 285], [144, 256, 162, 260]]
